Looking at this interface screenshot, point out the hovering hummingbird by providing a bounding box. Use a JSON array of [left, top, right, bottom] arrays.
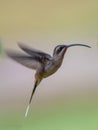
[[6, 43, 91, 117]]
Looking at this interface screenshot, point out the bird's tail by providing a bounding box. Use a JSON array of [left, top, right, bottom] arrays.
[[25, 105, 30, 117], [25, 78, 42, 117]]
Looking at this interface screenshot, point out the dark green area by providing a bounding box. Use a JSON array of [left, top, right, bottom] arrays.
[[0, 39, 4, 58]]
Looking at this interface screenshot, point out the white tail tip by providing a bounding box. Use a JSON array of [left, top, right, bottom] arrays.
[[25, 105, 30, 117]]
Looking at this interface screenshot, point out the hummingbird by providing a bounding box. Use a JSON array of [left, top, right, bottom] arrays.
[[6, 43, 91, 117]]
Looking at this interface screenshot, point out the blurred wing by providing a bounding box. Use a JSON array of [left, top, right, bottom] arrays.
[[18, 42, 51, 59], [6, 51, 43, 70]]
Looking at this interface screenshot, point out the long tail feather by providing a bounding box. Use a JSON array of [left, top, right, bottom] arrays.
[[29, 80, 38, 105], [25, 105, 30, 117], [25, 79, 41, 117]]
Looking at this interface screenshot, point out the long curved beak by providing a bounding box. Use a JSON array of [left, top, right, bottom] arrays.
[[67, 44, 91, 48]]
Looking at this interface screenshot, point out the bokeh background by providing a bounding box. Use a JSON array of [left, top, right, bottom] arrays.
[[0, 0, 98, 130]]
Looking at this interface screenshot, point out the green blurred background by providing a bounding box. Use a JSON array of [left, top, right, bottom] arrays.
[[0, 0, 98, 130]]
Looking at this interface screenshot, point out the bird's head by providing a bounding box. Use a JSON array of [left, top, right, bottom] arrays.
[[53, 45, 67, 57], [53, 44, 91, 57]]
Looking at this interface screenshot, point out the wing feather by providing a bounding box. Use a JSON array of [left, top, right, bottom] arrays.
[[6, 51, 42, 70], [18, 42, 51, 59]]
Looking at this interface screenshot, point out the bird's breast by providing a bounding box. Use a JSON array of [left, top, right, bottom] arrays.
[[43, 60, 61, 78]]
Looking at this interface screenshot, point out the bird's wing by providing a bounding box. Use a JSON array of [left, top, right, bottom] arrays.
[[18, 42, 52, 60], [6, 51, 43, 70]]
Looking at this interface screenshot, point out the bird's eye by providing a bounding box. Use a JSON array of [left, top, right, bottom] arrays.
[[53, 45, 65, 56], [57, 46, 63, 53]]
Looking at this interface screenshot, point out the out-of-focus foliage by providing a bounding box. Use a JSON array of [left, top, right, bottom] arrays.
[[0, 39, 4, 58]]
